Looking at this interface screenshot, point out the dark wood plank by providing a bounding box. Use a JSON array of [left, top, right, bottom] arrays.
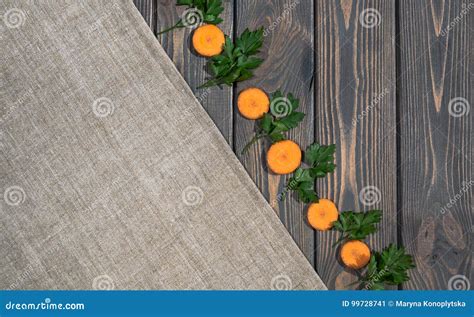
[[398, 0, 472, 289], [234, 0, 316, 265], [133, 0, 156, 28], [314, 0, 397, 289], [155, 0, 234, 145]]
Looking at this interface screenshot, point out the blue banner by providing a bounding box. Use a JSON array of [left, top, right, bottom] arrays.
[[1, 290, 472, 316]]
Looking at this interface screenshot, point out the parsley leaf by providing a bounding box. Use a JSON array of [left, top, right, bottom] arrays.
[[284, 143, 337, 203], [359, 244, 415, 290], [158, 0, 224, 35], [304, 143, 337, 178], [332, 210, 382, 246], [199, 28, 264, 88], [241, 91, 305, 154], [286, 168, 318, 203]]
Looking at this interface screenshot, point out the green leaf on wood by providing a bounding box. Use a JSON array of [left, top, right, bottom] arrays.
[[200, 28, 264, 88], [359, 244, 415, 290], [241, 90, 305, 154], [332, 210, 382, 246]]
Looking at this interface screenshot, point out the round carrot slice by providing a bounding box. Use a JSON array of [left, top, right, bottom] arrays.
[[237, 88, 270, 119], [266, 140, 302, 174], [192, 24, 225, 57], [340, 240, 371, 269], [307, 198, 339, 231]]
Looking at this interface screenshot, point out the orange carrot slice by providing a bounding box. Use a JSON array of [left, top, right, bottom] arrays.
[[266, 140, 302, 174], [307, 199, 339, 231], [192, 24, 225, 57], [237, 87, 270, 119], [340, 240, 371, 269]]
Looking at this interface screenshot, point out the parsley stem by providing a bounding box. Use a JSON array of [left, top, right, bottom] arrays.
[[157, 20, 184, 35], [197, 79, 220, 89], [332, 234, 349, 247], [241, 134, 266, 155], [280, 182, 295, 202]]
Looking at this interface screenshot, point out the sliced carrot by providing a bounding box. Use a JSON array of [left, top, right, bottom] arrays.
[[307, 199, 339, 231], [192, 24, 225, 57], [340, 240, 371, 269], [266, 140, 302, 175], [237, 88, 270, 119]]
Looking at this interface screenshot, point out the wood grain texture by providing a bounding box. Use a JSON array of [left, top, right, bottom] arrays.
[[398, 0, 472, 289], [314, 0, 397, 289], [133, 0, 156, 28], [234, 0, 316, 265], [155, 0, 234, 145]]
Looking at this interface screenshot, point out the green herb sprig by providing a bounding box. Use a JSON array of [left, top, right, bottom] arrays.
[[285, 143, 336, 203], [199, 27, 264, 88], [359, 244, 415, 290], [241, 91, 305, 154], [332, 210, 382, 246], [157, 0, 224, 35]]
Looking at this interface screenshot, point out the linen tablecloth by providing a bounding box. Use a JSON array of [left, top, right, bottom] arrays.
[[0, 0, 325, 290]]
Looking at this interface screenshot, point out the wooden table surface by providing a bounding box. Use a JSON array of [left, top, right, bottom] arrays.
[[133, 0, 472, 290]]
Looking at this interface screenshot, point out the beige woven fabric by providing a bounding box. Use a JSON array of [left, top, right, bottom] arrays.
[[0, 0, 325, 290]]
